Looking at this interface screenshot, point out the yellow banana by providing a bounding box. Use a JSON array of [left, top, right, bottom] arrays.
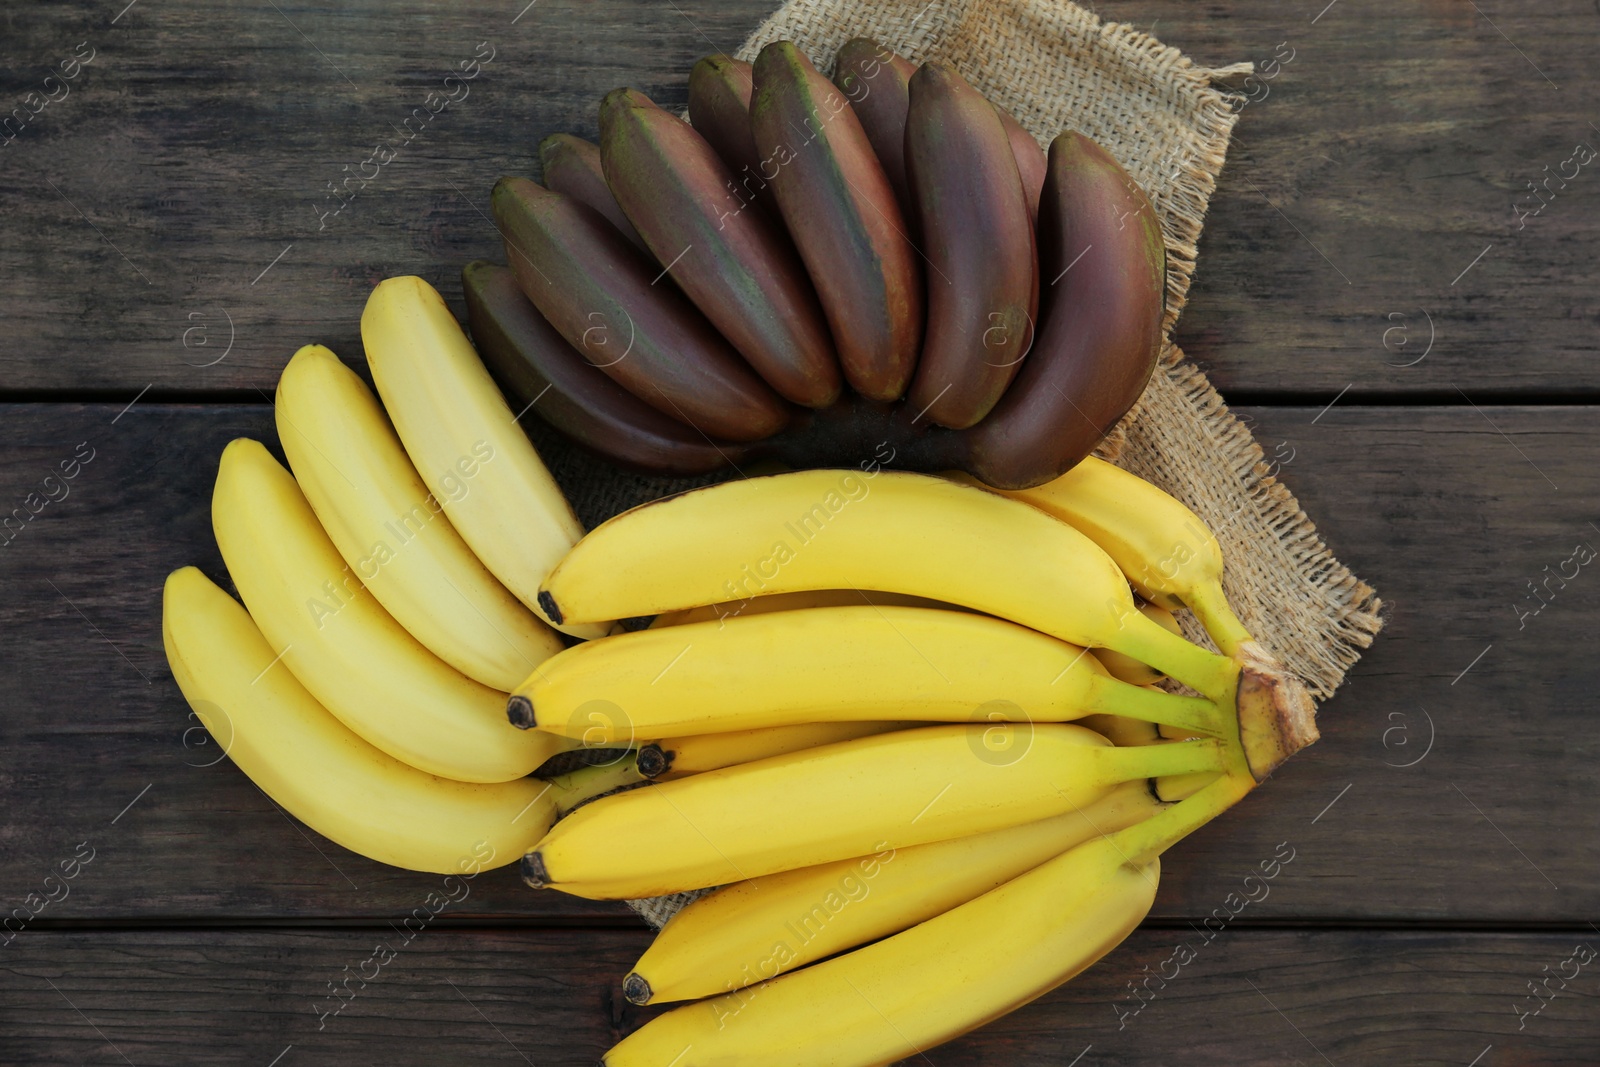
[[512, 605, 1226, 740], [212, 439, 566, 783], [625, 779, 1164, 1004], [538, 469, 1239, 703], [161, 566, 558, 874], [991, 456, 1254, 656], [603, 774, 1252, 1067], [522, 723, 1227, 899], [1093, 601, 1182, 686], [361, 276, 601, 639], [650, 588, 955, 628], [635, 721, 918, 779], [276, 344, 560, 691]]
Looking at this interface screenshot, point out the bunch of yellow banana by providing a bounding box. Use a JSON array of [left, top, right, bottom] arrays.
[[153, 266, 1317, 1061], [606, 776, 1251, 1066], [497, 463, 1318, 1065], [162, 277, 622, 873]]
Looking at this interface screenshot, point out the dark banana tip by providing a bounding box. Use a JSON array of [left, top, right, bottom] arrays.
[[634, 744, 670, 779], [537, 590, 563, 625], [520, 850, 550, 889], [506, 694, 537, 730], [622, 972, 652, 1005], [537, 132, 568, 169], [697, 53, 741, 74], [490, 176, 525, 220], [599, 85, 650, 123], [598, 84, 631, 116]]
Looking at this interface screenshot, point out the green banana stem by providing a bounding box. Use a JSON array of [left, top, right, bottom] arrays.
[[1086, 676, 1226, 738], [1117, 771, 1256, 867], [1109, 610, 1238, 704], [546, 757, 646, 815], [1181, 579, 1253, 659], [1100, 737, 1228, 783]]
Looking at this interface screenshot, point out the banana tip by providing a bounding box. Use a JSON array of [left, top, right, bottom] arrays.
[[506, 695, 537, 730], [520, 850, 550, 889], [622, 972, 652, 1005], [634, 744, 669, 779], [538, 590, 564, 625]]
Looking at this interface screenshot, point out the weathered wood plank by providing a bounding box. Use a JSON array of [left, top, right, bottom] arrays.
[[1, 927, 1595, 1064], [0, 0, 782, 392], [1170, 403, 1600, 924], [1, 403, 1595, 922], [1, 0, 1594, 396], [1156, 0, 1600, 398]]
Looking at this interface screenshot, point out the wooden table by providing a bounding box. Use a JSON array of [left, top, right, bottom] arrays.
[[2, 1, 1596, 1062]]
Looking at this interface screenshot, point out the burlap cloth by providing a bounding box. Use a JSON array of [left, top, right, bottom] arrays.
[[527, 0, 1384, 929]]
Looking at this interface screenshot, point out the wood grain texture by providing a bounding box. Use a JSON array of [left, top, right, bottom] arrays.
[[1, 927, 1595, 1064], [1, 1, 1594, 396], [1148, 0, 1600, 398], [3, 0, 1594, 1058], [1179, 404, 1600, 923], [0, 0, 781, 394], [2, 403, 1595, 923]]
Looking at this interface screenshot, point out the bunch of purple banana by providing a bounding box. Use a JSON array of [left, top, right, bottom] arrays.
[[464, 38, 1165, 490]]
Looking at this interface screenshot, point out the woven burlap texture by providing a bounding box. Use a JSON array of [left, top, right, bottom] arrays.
[[587, 0, 1384, 929]]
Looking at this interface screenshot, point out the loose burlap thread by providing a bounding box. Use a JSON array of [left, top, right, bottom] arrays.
[[527, 0, 1383, 929]]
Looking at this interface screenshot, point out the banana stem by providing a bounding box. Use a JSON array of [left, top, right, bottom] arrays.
[[1115, 771, 1255, 867], [545, 758, 646, 815], [1107, 610, 1238, 704], [1099, 738, 1227, 783], [1085, 677, 1226, 738], [1181, 579, 1253, 659]]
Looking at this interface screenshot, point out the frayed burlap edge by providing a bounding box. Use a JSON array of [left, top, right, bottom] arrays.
[[624, 0, 1381, 930]]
